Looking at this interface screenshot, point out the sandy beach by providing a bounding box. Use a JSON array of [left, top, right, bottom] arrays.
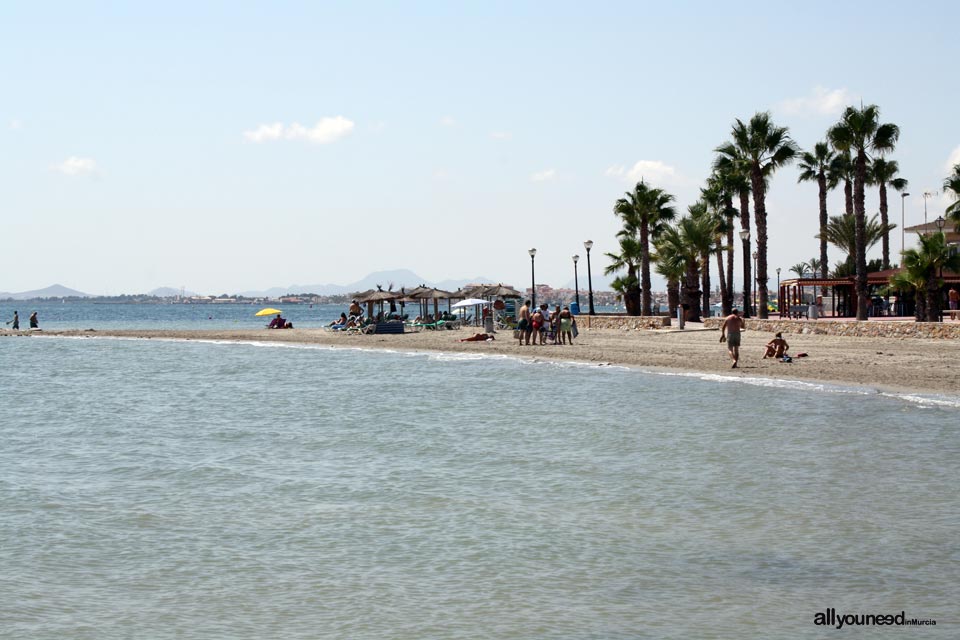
[[17, 325, 960, 396]]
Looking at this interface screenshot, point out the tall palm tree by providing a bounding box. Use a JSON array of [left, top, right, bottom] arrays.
[[652, 246, 684, 321], [817, 213, 894, 270], [943, 163, 960, 231], [827, 104, 900, 320], [703, 176, 737, 314], [714, 153, 753, 317], [613, 181, 677, 316], [832, 151, 855, 216], [656, 215, 716, 322], [716, 112, 798, 319], [896, 231, 960, 322], [604, 235, 644, 315], [797, 142, 839, 280], [869, 158, 909, 269]]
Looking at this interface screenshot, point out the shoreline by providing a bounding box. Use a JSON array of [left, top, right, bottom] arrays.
[[9, 326, 960, 397]]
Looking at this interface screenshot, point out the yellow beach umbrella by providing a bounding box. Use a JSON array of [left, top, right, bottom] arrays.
[[255, 307, 282, 317]]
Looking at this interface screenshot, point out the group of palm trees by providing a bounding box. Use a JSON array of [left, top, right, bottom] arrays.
[[606, 104, 960, 322]]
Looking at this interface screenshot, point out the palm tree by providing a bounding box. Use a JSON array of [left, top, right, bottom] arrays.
[[714, 151, 753, 317], [700, 183, 733, 314], [817, 213, 893, 268], [790, 262, 811, 278], [896, 231, 960, 322], [655, 215, 716, 322], [613, 181, 677, 316], [944, 163, 960, 231], [652, 241, 685, 321], [716, 112, 798, 319], [827, 104, 900, 320], [604, 235, 643, 315], [797, 142, 838, 280], [832, 151, 855, 216], [869, 158, 909, 269]]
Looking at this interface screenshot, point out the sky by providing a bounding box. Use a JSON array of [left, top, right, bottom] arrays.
[[2, 1, 958, 295]]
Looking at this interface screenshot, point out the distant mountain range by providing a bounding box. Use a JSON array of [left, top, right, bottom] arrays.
[[0, 271, 500, 300], [236, 269, 497, 298], [0, 284, 93, 300]]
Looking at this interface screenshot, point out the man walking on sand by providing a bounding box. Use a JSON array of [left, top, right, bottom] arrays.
[[720, 308, 745, 369]]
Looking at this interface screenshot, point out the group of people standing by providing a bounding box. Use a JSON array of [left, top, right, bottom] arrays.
[[515, 300, 576, 346], [5, 310, 38, 330]]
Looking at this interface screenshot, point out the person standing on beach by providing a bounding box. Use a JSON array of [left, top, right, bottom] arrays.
[[28, 311, 38, 329], [720, 308, 745, 369], [949, 287, 959, 311], [7, 310, 19, 330], [559, 305, 573, 345], [517, 300, 532, 346]]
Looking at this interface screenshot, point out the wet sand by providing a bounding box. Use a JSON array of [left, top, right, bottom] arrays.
[[15, 325, 960, 396]]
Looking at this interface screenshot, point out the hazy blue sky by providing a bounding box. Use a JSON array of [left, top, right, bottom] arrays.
[[2, 1, 957, 295]]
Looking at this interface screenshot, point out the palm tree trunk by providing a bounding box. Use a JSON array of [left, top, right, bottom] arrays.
[[724, 193, 735, 315], [854, 151, 869, 321], [683, 263, 701, 323], [750, 165, 769, 319], [844, 179, 853, 216], [667, 279, 680, 319], [739, 190, 751, 317], [640, 216, 652, 316], [716, 247, 728, 316], [879, 182, 890, 269], [625, 265, 641, 316], [701, 253, 710, 319], [925, 276, 940, 322], [818, 173, 829, 286]]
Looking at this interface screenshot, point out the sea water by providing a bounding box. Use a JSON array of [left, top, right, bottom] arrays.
[[1, 336, 958, 639]]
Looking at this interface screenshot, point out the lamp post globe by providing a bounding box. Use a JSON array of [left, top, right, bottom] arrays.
[[572, 254, 580, 308], [528, 248, 537, 308], [584, 240, 595, 315]]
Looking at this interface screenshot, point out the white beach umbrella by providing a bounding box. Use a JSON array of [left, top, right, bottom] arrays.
[[451, 298, 492, 308]]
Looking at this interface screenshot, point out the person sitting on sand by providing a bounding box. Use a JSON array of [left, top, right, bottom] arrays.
[[267, 313, 285, 329], [328, 312, 348, 328], [459, 333, 494, 342], [762, 332, 789, 359]]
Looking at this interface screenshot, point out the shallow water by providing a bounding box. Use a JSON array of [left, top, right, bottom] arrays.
[[1, 337, 957, 639]]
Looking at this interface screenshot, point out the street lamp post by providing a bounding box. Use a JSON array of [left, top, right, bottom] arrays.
[[584, 240, 596, 315], [739, 229, 751, 318], [776, 267, 781, 315], [752, 251, 759, 316], [901, 192, 910, 258], [936, 216, 946, 322], [529, 248, 537, 308], [572, 254, 580, 309]]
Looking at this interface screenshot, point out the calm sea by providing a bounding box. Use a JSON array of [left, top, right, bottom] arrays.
[[1, 306, 958, 639]]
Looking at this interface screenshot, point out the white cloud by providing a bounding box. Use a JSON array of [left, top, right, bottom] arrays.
[[778, 86, 857, 117], [531, 169, 556, 182], [945, 145, 960, 173], [439, 116, 457, 127], [53, 156, 98, 176], [605, 160, 684, 186], [243, 116, 354, 144], [9, 119, 23, 130], [490, 131, 511, 140]]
